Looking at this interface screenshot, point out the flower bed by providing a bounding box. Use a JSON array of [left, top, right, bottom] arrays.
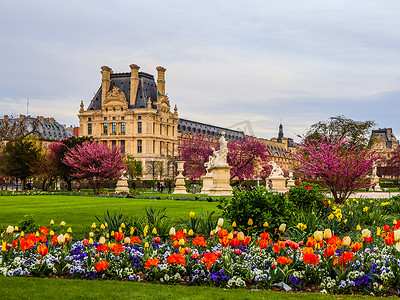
[[2, 218, 400, 296]]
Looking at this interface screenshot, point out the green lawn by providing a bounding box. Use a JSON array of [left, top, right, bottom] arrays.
[[0, 195, 220, 237], [0, 277, 382, 300]]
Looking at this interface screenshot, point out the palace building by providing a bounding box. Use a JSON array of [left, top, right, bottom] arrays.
[[78, 64, 245, 179]]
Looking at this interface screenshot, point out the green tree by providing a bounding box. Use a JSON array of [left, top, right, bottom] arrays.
[[124, 155, 143, 179], [305, 115, 376, 149], [0, 139, 41, 191]]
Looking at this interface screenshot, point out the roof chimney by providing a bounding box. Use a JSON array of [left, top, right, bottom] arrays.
[[3, 115, 8, 122], [19, 114, 26, 122], [49, 117, 55, 125], [156, 66, 166, 98], [101, 66, 112, 106], [130, 64, 140, 106]]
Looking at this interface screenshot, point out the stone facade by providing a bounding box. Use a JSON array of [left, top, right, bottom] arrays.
[[78, 65, 179, 180]]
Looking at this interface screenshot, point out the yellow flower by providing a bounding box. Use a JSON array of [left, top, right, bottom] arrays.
[[363, 207, 369, 212], [356, 225, 361, 231], [217, 218, 224, 227], [124, 237, 131, 244], [100, 224, 105, 230], [342, 236, 351, 247], [144, 242, 149, 248], [377, 227, 381, 236], [89, 232, 94, 238], [121, 223, 126, 229], [20, 231, 25, 237], [247, 219, 253, 226], [89, 238, 94, 245], [99, 236, 106, 244], [152, 227, 157, 235], [106, 233, 110, 238], [228, 232, 233, 240], [14, 226, 19, 231], [169, 227, 176, 236], [49, 230, 54, 236], [179, 238, 185, 246], [394, 230, 400, 242], [1, 241, 6, 252], [361, 229, 371, 239], [328, 214, 334, 220], [344, 219, 348, 224], [91, 222, 96, 229], [50, 219, 54, 225], [105, 222, 108, 227], [189, 211, 195, 218], [67, 227, 72, 233], [183, 229, 187, 234], [314, 231, 323, 242], [111, 231, 115, 236], [35, 231, 39, 237], [323, 229, 332, 240], [279, 223, 286, 233], [237, 231, 245, 241], [60, 221, 66, 227], [130, 227, 135, 235], [394, 220, 398, 225], [64, 233, 70, 239], [232, 221, 237, 228], [263, 221, 269, 228], [188, 229, 194, 236]]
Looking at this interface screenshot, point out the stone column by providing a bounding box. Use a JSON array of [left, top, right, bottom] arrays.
[[130, 64, 140, 105], [208, 166, 233, 196], [156, 66, 166, 97], [101, 66, 112, 105]]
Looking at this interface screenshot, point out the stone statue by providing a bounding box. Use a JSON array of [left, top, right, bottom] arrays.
[[269, 161, 284, 177], [213, 132, 228, 167], [372, 162, 377, 177], [204, 149, 216, 173]]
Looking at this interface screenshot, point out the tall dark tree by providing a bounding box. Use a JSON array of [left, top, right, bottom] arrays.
[[0, 118, 39, 144], [48, 136, 93, 191], [305, 115, 376, 149], [0, 139, 41, 191]]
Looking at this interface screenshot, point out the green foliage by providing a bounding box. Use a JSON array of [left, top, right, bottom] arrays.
[[217, 187, 293, 235], [124, 155, 143, 179], [18, 214, 38, 233], [95, 210, 135, 236], [287, 210, 327, 242], [143, 206, 170, 236], [288, 182, 328, 213]]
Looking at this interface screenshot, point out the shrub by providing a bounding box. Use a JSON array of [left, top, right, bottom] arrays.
[[288, 182, 328, 213], [18, 214, 38, 233], [217, 187, 293, 235]]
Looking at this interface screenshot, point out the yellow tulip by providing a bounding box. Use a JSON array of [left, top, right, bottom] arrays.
[[342, 236, 351, 247], [50, 219, 54, 225], [130, 227, 135, 235], [394, 230, 400, 242], [183, 229, 187, 234], [377, 227, 381, 236], [49, 230, 54, 236], [361, 229, 371, 239], [228, 232, 233, 240], [67, 227, 72, 233], [169, 227, 176, 236], [394, 220, 398, 225], [124, 237, 131, 244], [64, 233, 70, 240], [188, 229, 194, 236], [328, 214, 334, 220], [152, 227, 157, 235], [1, 241, 6, 252], [89, 238, 94, 245], [105, 222, 108, 227], [263, 221, 269, 228], [14, 226, 19, 231], [247, 219, 253, 226], [20, 231, 25, 237], [118, 227, 122, 233], [144, 242, 149, 248], [179, 238, 185, 246], [121, 223, 126, 229], [57, 234, 66, 244], [314, 231, 323, 242], [35, 231, 39, 237], [100, 224, 105, 230], [232, 221, 237, 228], [91, 222, 96, 229], [89, 232, 94, 238], [323, 229, 332, 240], [106, 233, 110, 238], [60, 221, 66, 227], [279, 223, 286, 233], [189, 211, 195, 218], [237, 231, 245, 241], [356, 225, 361, 231], [111, 231, 115, 236]]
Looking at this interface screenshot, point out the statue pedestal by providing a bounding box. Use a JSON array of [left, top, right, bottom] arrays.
[[371, 176, 381, 192], [208, 166, 232, 196], [173, 161, 188, 194], [268, 176, 287, 192], [115, 173, 130, 193], [201, 172, 213, 194]]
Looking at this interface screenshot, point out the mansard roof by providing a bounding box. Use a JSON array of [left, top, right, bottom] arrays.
[[0, 115, 76, 141], [371, 128, 398, 149], [178, 118, 245, 141], [87, 72, 157, 111]]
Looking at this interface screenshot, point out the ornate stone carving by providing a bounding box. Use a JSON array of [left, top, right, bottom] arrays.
[[212, 132, 228, 167], [268, 160, 284, 177], [103, 87, 127, 106]]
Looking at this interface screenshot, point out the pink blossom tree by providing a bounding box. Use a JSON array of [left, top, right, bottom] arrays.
[[179, 135, 269, 181], [294, 136, 378, 203], [63, 141, 126, 194], [228, 137, 269, 181]]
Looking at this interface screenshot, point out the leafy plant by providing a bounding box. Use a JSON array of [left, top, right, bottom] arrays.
[[288, 182, 328, 214], [18, 214, 38, 233], [143, 207, 170, 236], [218, 187, 294, 235]]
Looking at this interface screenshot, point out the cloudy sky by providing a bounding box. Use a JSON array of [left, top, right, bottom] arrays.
[[1, 0, 399, 140]]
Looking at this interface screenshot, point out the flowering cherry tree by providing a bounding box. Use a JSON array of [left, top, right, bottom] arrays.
[[179, 135, 268, 181], [294, 136, 378, 203], [63, 141, 126, 194]]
